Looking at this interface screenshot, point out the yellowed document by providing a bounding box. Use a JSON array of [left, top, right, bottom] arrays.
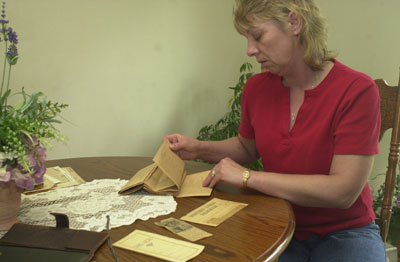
[[145, 166, 177, 193], [153, 140, 185, 188], [119, 141, 212, 197], [50, 166, 86, 188], [119, 163, 157, 194], [25, 166, 85, 194], [181, 198, 248, 227], [175, 171, 212, 198], [113, 230, 204, 262], [155, 217, 212, 242]]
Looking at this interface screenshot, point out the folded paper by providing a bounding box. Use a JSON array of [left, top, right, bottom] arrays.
[[25, 166, 86, 194], [119, 140, 212, 197]]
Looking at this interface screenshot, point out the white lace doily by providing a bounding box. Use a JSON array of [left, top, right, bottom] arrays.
[[9, 179, 176, 233]]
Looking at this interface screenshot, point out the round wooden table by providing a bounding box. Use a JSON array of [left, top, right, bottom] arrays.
[[46, 156, 295, 262]]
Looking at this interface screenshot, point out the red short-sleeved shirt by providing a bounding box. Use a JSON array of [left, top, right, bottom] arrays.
[[239, 59, 381, 240]]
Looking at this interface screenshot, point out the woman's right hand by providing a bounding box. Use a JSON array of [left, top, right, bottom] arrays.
[[164, 134, 201, 160]]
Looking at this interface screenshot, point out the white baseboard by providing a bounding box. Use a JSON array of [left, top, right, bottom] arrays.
[[386, 243, 398, 262]]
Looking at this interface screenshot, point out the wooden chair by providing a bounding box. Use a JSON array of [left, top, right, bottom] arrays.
[[375, 69, 400, 242]]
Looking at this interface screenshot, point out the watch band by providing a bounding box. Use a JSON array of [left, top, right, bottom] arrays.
[[242, 169, 251, 188]]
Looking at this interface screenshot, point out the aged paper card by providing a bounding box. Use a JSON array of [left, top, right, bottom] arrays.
[[180, 198, 248, 227], [25, 166, 85, 194], [49, 166, 86, 188], [113, 230, 204, 262], [155, 217, 212, 242], [175, 171, 212, 198], [153, 140, 185, 188]]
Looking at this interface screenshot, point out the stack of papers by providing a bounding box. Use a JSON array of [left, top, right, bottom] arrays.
[[25, 166, 85, 194], [119, 140, 212, 197]]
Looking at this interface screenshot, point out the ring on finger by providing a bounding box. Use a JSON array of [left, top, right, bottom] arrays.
[[211, 170, 216, 177]]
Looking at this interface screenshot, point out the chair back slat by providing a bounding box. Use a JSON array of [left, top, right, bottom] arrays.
[[375, 70, 400, 242]]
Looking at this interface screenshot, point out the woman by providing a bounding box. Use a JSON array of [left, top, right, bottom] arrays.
[[166, 0, 386, 261]]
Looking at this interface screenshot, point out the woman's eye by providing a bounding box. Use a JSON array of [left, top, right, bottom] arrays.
[[254, 33, 262, 41]]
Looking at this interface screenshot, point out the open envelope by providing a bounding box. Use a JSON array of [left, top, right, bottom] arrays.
[[119, 140, 212, 197]]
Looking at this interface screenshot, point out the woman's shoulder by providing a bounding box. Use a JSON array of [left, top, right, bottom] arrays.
[[327, 60, 379, 104], [331, 59, 375, 85]]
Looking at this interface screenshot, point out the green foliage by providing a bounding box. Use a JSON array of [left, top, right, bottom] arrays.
[[371, 173, 400, 244], [197, 62, 263, 171], [372, 175, 400, 217], [0, 88, 68, 170]]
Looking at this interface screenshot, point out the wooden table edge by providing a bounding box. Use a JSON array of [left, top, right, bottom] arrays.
[[254, 200, 296, 262]]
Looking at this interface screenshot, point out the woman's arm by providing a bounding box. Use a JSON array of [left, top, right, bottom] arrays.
[[204, 154, 374, 209], [165, 134, 259, 165]]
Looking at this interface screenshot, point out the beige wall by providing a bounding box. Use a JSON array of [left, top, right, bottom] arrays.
[[7, 0, 400, 191], [8, 0, 252, 158], [316, 0, 400, 192]]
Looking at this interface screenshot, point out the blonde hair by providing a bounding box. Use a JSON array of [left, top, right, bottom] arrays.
[[233, 0, 336, 70]]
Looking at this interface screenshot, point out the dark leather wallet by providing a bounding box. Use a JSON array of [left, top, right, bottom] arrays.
[[0, 213, 108, 262]]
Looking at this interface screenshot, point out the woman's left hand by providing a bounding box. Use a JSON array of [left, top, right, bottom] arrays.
[[202, 157, 248, 188]]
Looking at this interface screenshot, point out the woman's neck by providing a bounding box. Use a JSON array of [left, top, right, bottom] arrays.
[[282, 60, 334, 91]]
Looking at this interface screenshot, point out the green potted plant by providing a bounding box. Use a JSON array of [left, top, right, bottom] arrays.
[[371, 173, 400, 247], [0, 1, 67, 230], [197, 62, 263, 171]]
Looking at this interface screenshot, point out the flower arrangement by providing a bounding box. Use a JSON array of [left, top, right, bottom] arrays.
[[0, 1, 67, 191], [372, 175, 400, 218]]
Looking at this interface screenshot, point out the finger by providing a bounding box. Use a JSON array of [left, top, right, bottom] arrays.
[[164, 135, 173, 144], [207, 170, 217, 188], [170, 142, 182, 151], [167, 136, 182, 151], [176, 151, 186, 160], [202, 169, 215, 187], [207, 175, 218, 188]]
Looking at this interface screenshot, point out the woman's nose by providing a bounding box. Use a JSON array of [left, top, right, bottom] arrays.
[[246, 40, 258, 57]]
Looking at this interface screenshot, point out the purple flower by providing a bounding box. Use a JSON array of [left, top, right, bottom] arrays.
[[31, 165, 46, 185], [7, 27, 17, 44], [11, 167, 34, 190], [7, 43, 17, 56], [0, 2, 6, 24], [27, 150, 46, 185], [0, 166, 11, 182], [25, 141, 47, 186], [397, 195, 400, 208], [2, 139, 48, 191], [0, 2, 19, 65]]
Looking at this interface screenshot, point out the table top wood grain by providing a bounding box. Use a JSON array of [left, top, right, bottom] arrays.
[[46, 156, 295, 262]]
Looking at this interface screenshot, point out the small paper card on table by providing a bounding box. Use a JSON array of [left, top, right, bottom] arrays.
[[155, 217, 212, 242], [46, 166, 86, 188], [175, 171, 213, 198], [25, 166, 86, 194], [180, 198, 248, 227], [113, 230, 204, 262]]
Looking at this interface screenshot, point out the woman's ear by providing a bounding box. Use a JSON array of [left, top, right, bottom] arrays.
[[287, 11, 301, 36]]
